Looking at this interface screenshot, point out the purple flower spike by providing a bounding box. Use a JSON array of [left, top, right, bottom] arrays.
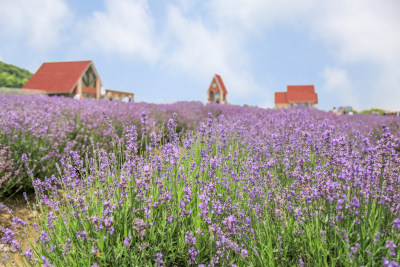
[[124, 236, 132, 248], [155, 252, 163, 266]]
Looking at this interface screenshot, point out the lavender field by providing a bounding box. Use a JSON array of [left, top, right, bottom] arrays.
[[1, 94, 400, 266]]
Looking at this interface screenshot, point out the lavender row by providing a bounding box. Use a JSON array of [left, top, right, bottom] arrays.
[[0, 94, 228, 196], [1, 94, 400, 266]]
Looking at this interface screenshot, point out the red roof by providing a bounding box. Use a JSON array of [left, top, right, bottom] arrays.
[[275, 85, 318, 105], [23, 61, 92, 93], [215, 74, 228, 94], [274, 92, 287, 104], [287, 85, 318, 104]]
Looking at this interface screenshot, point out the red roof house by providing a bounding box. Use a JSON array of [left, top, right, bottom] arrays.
[[23, 60, 102, 99], [274, 92, 287, 106], [274, 85, 318, 108], [207, 74, 228, 104]]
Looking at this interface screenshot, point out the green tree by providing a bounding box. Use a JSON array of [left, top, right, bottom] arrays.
[[360, 108, 385, 115], [0, 61, 32, 88]]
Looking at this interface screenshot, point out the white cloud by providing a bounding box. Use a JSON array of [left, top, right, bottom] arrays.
[[0, 0, 71, 49], [204, 0, 400, 109], [314, 0, 400, 66], [83, 0, 159, 63], [163, 4, 264, 101], [209, 0, 400, 66], [322, 67, 351, 92], [321, 66, 359, 109], [211, 0, 400, 110], [313, 0, 400, 110], [209, 0, 317, 31], [369, 69, 400, 110], [2, 0, 396, 109]]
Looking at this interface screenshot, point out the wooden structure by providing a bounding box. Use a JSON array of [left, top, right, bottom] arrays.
[[104, 89, 134, 102], [23, 60, 102, 99], [275, 85, 318, 108], [207, 74, 228, 104]]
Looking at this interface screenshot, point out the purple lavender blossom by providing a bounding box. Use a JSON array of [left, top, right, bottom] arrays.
[[155, 252, 163, 266], [383, 258, 399, 267], [393, 219, 400, 230], [188, 246, 199, 265], [241, 249, 248, 258], [124, 236, 132, 248], [386, 240, 397, 256], [2, 96, 400, 266], [185, 231, 196, 245]]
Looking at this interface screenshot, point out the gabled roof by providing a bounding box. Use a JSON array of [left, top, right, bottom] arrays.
[[214, 74, 228, 94], [275, 85, 318, 105], [287, 85, 318, 104], [274, 92, 287, 104], [23, 60, 93, 93]]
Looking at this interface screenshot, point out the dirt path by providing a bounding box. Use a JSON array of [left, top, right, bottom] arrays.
[[1, 193, 37, 266]]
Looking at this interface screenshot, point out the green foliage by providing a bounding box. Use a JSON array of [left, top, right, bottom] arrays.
[[2, 103, 400, 266], [360, 108, 385, 115], [0, 61, 32, 88], [4, 119, 398, 267]]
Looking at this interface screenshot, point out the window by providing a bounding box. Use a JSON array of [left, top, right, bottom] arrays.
[[82, 66, 96, 88]]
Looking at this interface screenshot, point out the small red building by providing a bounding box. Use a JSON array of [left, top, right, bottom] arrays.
[[275, 85, 318, 108], [23, 60, 102, 99], [207, 74, 228, 104]]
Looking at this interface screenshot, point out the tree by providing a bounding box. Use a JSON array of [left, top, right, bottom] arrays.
[[0, 61, 32, 88]]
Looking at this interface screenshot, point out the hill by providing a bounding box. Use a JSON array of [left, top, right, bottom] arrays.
[[360, 108, 386, 115], [0, 61, 33, 88]]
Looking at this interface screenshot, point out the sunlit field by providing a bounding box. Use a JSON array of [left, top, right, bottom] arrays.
[[1, 94, 400, 266]]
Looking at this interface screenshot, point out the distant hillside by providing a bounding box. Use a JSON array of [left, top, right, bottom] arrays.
[[361, 108, 386, 115], [0, 61, 33, 88]]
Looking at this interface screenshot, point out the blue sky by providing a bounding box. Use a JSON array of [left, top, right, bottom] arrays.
[[1, 0, 399, 111]]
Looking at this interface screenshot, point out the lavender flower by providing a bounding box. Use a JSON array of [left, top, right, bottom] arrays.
[[1, 96, 400, 266], [124, 236, 132, 248], [393, 219, 400, 230], [383, 258, 399, 267], [155, 252, 163, 266], [185, 231, 196, 245], [241, 249, 248, 258], [386, 240, 397, 257]]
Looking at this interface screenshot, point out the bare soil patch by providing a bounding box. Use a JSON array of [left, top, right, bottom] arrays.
[[1, 192, 37, 266]]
